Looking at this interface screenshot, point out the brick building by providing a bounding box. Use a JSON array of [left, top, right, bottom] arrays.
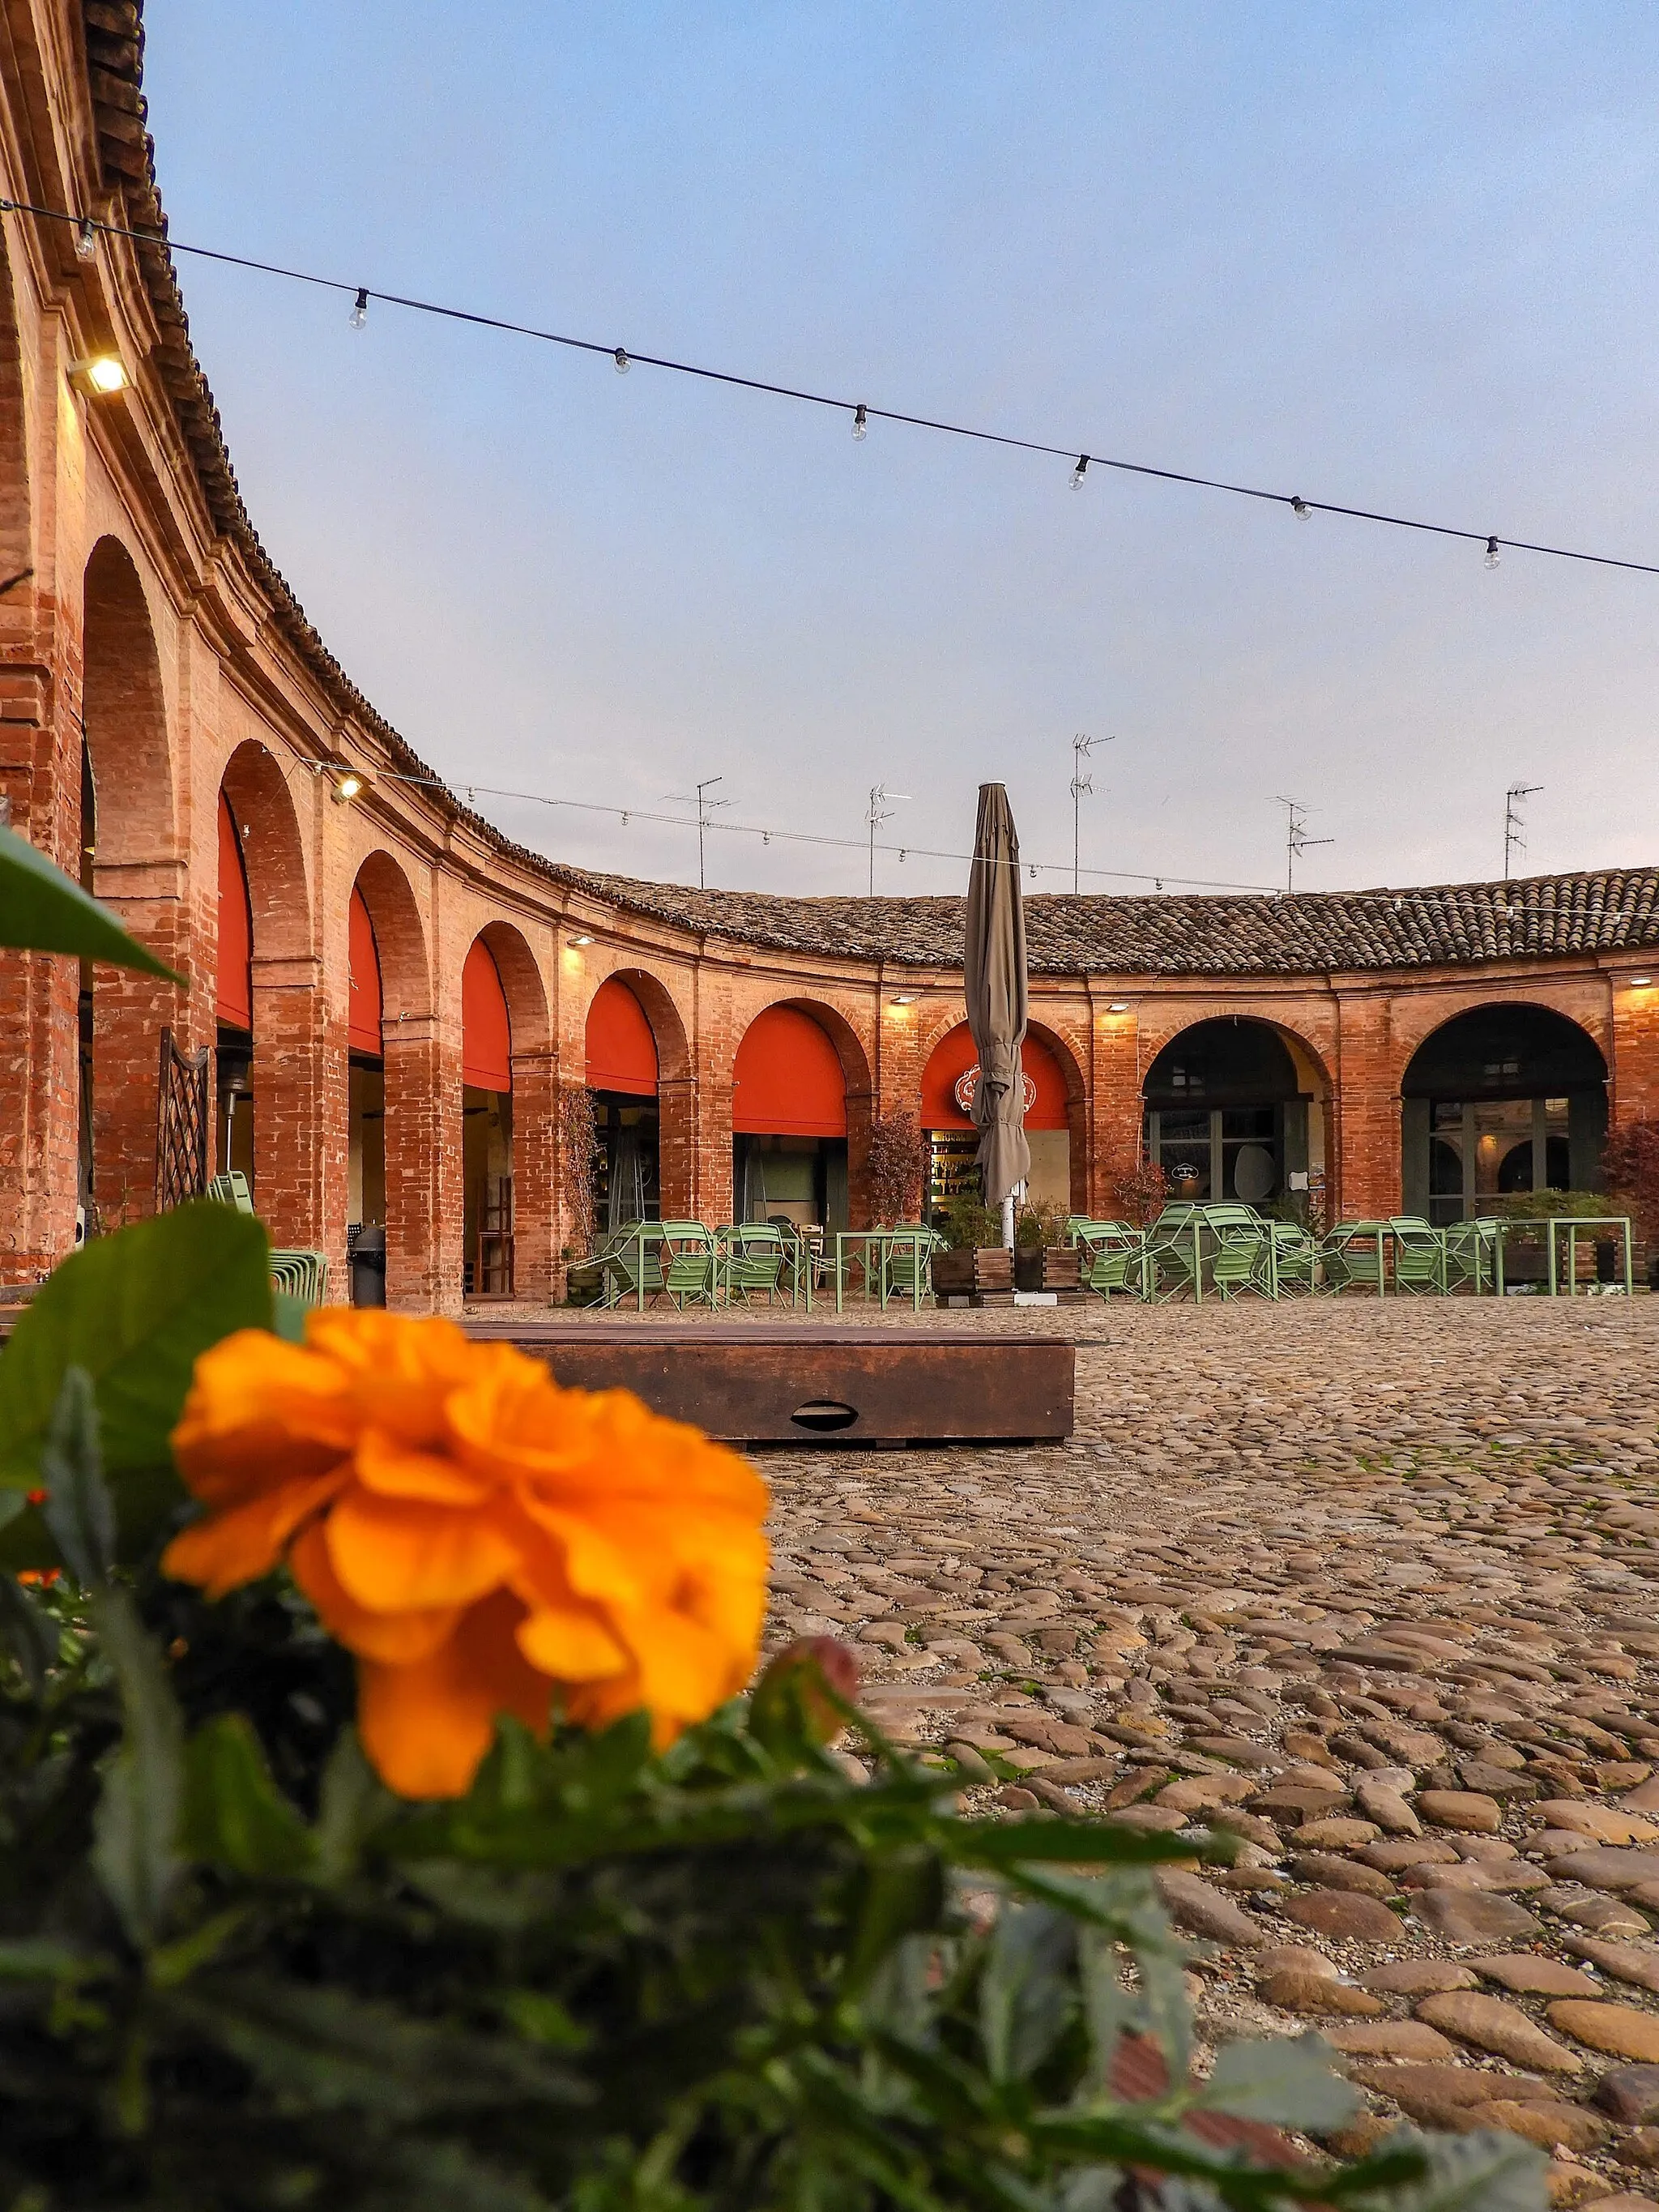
[[2, 1, 1657, 1311]]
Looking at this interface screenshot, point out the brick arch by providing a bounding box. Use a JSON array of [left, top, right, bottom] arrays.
[[471, 920, 556, 1300], [351, 851, 437, 1309], [585, 965, 696, 1217], [1138, 1010, 1330, 1216], [218, 741, 319, 1249], [1026, 1017, 1090, 1214], [731, 993, 876, 1226], [1388, 987, 1610, 1091], [82, 534, 181, 1230]]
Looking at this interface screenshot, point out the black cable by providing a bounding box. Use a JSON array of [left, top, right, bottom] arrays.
[[10, 194, 1658, 578]]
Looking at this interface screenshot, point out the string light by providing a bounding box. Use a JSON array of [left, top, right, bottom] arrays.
[[1485, 536, 1502, 570], [75, 216, 96, 262], [4, 193, 1654, 581], [1069, 454, 1089, 490], [1290, 496, 1311, 519], [852, 403, 868, 441], [613, 347, 629, 374]]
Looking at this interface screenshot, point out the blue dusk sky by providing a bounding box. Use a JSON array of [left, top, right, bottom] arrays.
[[141, 3, 1659, 899]]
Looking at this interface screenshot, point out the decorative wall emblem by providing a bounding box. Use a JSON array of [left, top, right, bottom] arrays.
[[953, 1065, 1038, 1116]]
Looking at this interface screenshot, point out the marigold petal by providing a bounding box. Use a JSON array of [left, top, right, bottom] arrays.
[[161, 1466, 347, 1598], [510, 1498, 642, 1608], [356, 1590, 551, 1799], [514, 1603, 628, 1683], [354, 1424, 495, 1505], [625, 1603, 754, 1722], [171, 1332, 360, 1503], [290, 1520, 462, 1663], [325, 1484, 519, 1612]]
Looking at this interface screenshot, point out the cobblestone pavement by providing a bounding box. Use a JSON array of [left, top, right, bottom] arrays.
[[752, 1297, 1659, 2210]]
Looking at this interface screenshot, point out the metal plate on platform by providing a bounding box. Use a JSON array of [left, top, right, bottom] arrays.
[[465, 1321, 1074, 1445]]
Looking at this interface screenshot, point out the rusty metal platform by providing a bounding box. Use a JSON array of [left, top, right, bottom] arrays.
[[464, 1319, 1074, 1445]]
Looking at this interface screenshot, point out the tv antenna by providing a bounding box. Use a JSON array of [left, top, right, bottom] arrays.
[[1276, 796, 1332, 892], [1070, 733, 1113, 894], [1504, 783, 1542, 879], [866, 784, 911, 896], [662, 775, 730, 888]]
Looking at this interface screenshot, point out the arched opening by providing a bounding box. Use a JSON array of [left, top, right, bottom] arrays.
[[462, 937, 514, 1296], [347, 888, 385, 1256], [586, 975, 661, 1230], [351, 852, 433, 1309], [919, 1022, 1073, 1227], [1401, 1003, 1608, 1225], [80, 537, 179, 1232], [732, 1004, 851, 1231], [1141, 1018, 1315, 1209], [215, 791, 254, 1181]]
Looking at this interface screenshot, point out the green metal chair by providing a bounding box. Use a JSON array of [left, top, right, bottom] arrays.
[[1074, 1221, 1149, 1299], [1443, 1216, 1499, 1296], [1388, 1216, 1446, 1296], [1144, 1203, 1205, 1301], [1320, 1222, 1388, 1296], [658, 1222, 717, 1310], [598, 1224, 666, 1310], [207, 1170, 329, 1306], [716, 1223, 788, 1306], [1267, 1219, 1319, 1296], [880, 1226, 944, 1309], [1210, 1219, 1275, 1300]]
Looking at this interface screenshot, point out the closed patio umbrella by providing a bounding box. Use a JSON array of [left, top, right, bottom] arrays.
[[963, 782, 1030, 1248]]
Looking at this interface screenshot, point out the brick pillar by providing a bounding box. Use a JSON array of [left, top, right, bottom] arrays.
[[88, 860, 192, 1232], [1330, 993, 1400, 1219], [1087, 1001, 1145, 1216], [510, 1041, 557, 1304], [1610, 976, 1659, 1125], [251, 952, 339, 1259], [382, 1015, 460, 1313]]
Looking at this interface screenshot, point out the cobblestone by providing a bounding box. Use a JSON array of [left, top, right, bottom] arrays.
[[752, 1295, 1659, 2194]]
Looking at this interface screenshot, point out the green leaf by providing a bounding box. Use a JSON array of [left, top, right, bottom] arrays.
[[979, 1904, 1077, 2082], [39, 1365, 114, 1586], [181, 1714, 314, 1879], [845, 1848, 945, 1995], [1195, 2031, 1358, 2131], [0, 820, 182, 979], [89, 1584, 184, 1948], [0, 1574, 61, 1696], [1332, 2129, 1547, 2212], [0, 1202, 272, 1490], [313, 1726, 394, 1885]]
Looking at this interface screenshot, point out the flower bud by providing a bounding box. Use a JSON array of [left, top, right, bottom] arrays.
[[750, 1636, 860, 1752]]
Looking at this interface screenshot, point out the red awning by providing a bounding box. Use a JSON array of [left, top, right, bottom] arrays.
[[585, 976, 659, 1096], [348, 889, 382, 1056], [919, 1023, 1069, 1130], [463, 938, 512, 1091], [215, 792, 252, 1031], [733, 1006, 847, 1137]]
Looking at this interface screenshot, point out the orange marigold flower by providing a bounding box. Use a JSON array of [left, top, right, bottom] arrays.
[[162, 1310, 770, 1799]]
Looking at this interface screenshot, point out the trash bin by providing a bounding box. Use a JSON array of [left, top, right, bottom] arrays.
[[351, 1223, 386, 1308]]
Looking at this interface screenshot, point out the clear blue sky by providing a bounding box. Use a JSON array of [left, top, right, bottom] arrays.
[[142, 2, 1659, 899]]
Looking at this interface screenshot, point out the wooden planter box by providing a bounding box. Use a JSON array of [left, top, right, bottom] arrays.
[[932, 1246, 1014, 1304], [1015, 1244, 1081, 1292]]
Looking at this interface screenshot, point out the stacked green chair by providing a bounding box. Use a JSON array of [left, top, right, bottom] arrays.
[[598, 1224, 666, 1309], [1210, 1215, 1275, 1300], [1320, 1222, 1388, 1296], [880, 1227, 944, 1309], [1267, 1219, 1320, 1296], [658, 1223, 717, 1310], [717, 1223, 788, 1306], [1074, 1221, 1149, 1300], [1389, 1217, 1447, 1296], [1443, 1217, 1499, 1296], [1144, 1203, 1204, 1301], [207, 1172, 331, 1307]]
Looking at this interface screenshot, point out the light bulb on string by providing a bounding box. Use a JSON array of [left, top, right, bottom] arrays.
[[349, 287, 368, 331], [1290, 496, 1311, 520], [75, 216, 96, 263], [613, 347, 629, 374], [852, 404, 868, 441], [1069, 454, 1090, 490], [1485, 536, 1501, 570]]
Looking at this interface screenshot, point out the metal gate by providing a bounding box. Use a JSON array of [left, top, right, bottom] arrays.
[[155, 1027, 210, 1212]]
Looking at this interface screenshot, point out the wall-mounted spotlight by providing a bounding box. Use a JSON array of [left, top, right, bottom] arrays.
[[1631, 976, 1653, 988], [331, 769, 368, 804], [1107, 1001, 1131, 1013], [889, 993, 916, 1006], [68, 353, 128, 396], [569, 933, 594, 947]]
